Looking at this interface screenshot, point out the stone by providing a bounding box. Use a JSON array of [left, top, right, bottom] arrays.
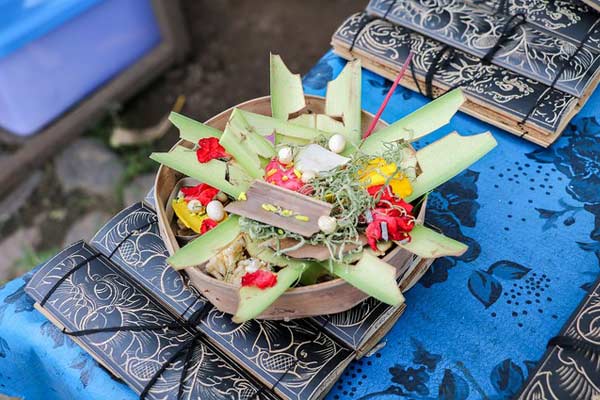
[[0, 170, 43, 224], [0, 227, 41, 281], [123, 173, 155, 207], [63, 211, 111, 246], [55, 138, 124, 197]]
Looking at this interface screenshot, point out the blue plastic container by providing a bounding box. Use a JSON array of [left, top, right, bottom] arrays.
[[0, 0, 162, 136]]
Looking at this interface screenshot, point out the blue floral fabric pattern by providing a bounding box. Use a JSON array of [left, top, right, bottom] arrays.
[[303, 51, 600, 400], [0, 272, 133, 399], [527, 117, 600, 276], [0, 51, 599, 399]]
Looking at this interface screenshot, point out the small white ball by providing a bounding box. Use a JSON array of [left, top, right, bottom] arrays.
[[206, 200, 225, 221], [301, 170, 317, 183], [318, 215, 337, 234], [187, 199, 203, 213], [216, 191, 228, 203], [278, 146, 294, 164], [328, 134, 346, 154]]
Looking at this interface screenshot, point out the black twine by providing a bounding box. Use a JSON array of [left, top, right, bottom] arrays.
[[139, 332, 204, 400], [186, 302, 214, 327], [440, 13, 526, 96], [382, 0, 397, 20], [39, 252, 102, 307], [61, 303, 211, 400], [62, 323, 182, 337], [349, 13, 375, 53], [482, 13, 526, 66], [519, 22, 596, 133], [547, 335, 600, 355], [425, 45, 456, 99], [37, 217, 216, 399], [109, 217, 158, 259], [40, 218, 158, 308]]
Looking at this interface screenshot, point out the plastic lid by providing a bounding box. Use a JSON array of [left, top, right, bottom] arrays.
[[0, 0, 102, 58]]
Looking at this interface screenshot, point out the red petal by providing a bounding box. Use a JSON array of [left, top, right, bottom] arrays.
[[397, 199, 414, 214], [196, 137, 228, 163], [200, 218, 218, 234], [365, 221, 382, 250], [198, 187, 219, 205], [397, 216, 415, 232], [241, 270, 278, 289], [181, 183, 219, 204]]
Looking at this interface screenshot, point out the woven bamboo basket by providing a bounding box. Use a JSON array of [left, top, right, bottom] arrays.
[[154, 95, 434, 320]]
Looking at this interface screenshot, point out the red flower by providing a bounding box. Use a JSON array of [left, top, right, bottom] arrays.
[[200, 218, 218, 234], [241, 270, 278, 289], [366, 206, 415, 250], [181, 183, 219, 205], [367, 185, 414, 213], [367, 185, 395, 205], [196, 137, 228, 163]]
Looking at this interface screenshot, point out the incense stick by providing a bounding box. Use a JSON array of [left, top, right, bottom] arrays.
[[363, 52, 414, 139]]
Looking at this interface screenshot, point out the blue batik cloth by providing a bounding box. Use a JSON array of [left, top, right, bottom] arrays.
[[1, 51, 599, 399]]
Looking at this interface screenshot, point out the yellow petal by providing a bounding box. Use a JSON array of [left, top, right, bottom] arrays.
[[172, 199, 208, 233], [390, 177, 413, 198]]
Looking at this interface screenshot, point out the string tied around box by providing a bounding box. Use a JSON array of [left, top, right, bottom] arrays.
[[347, 7, 526, 102], [547, 335, 600, 355], [348, 0, 397, 55], [348, 13, 376, 54], [382, 0, 397, 20], [39, 216, 158, 308], [412, 12, 526, 99], [518, 19, 599, 135], [36, 215, 216, 400], [60, 301, 214, 400]]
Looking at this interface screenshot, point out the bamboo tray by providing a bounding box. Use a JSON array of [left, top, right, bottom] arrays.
[[154, 95, 433, 320]]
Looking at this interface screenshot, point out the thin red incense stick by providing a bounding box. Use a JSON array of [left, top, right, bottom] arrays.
[[363, 52, 414, 139]]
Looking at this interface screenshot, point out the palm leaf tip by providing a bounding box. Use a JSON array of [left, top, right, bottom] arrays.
[[360, 88, 465, 154], [406, 131, 497, 202]]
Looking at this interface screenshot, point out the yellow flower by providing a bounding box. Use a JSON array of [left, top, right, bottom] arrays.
[[359, 157, 413, 198]]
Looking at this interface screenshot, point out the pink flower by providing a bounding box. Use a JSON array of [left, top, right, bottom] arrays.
[[264, 158, 305, 192]]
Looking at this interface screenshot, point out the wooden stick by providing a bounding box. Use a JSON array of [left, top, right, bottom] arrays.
[[363, 52, 414, 139]]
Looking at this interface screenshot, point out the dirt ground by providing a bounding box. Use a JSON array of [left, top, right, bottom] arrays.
[[0, 0, 365, 281], [124, 0, 364, 131]]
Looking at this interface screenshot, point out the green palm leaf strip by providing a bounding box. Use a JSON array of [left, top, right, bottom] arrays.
[[325, 59, 362, 145], [405, 131, 497, 202], [219, 109, 275, 179], [150, 147, 251, 198], [360, 89, 465, 155], [233, 241, 318, 322], [169, 111, 222, 143], [270, 53, 306, 120], [235, 109, 334, 145], [328, 251, 404, 306], [167, 216, 241, 270], [233, 265, 307, 323], [396, 224, 468, 258]]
